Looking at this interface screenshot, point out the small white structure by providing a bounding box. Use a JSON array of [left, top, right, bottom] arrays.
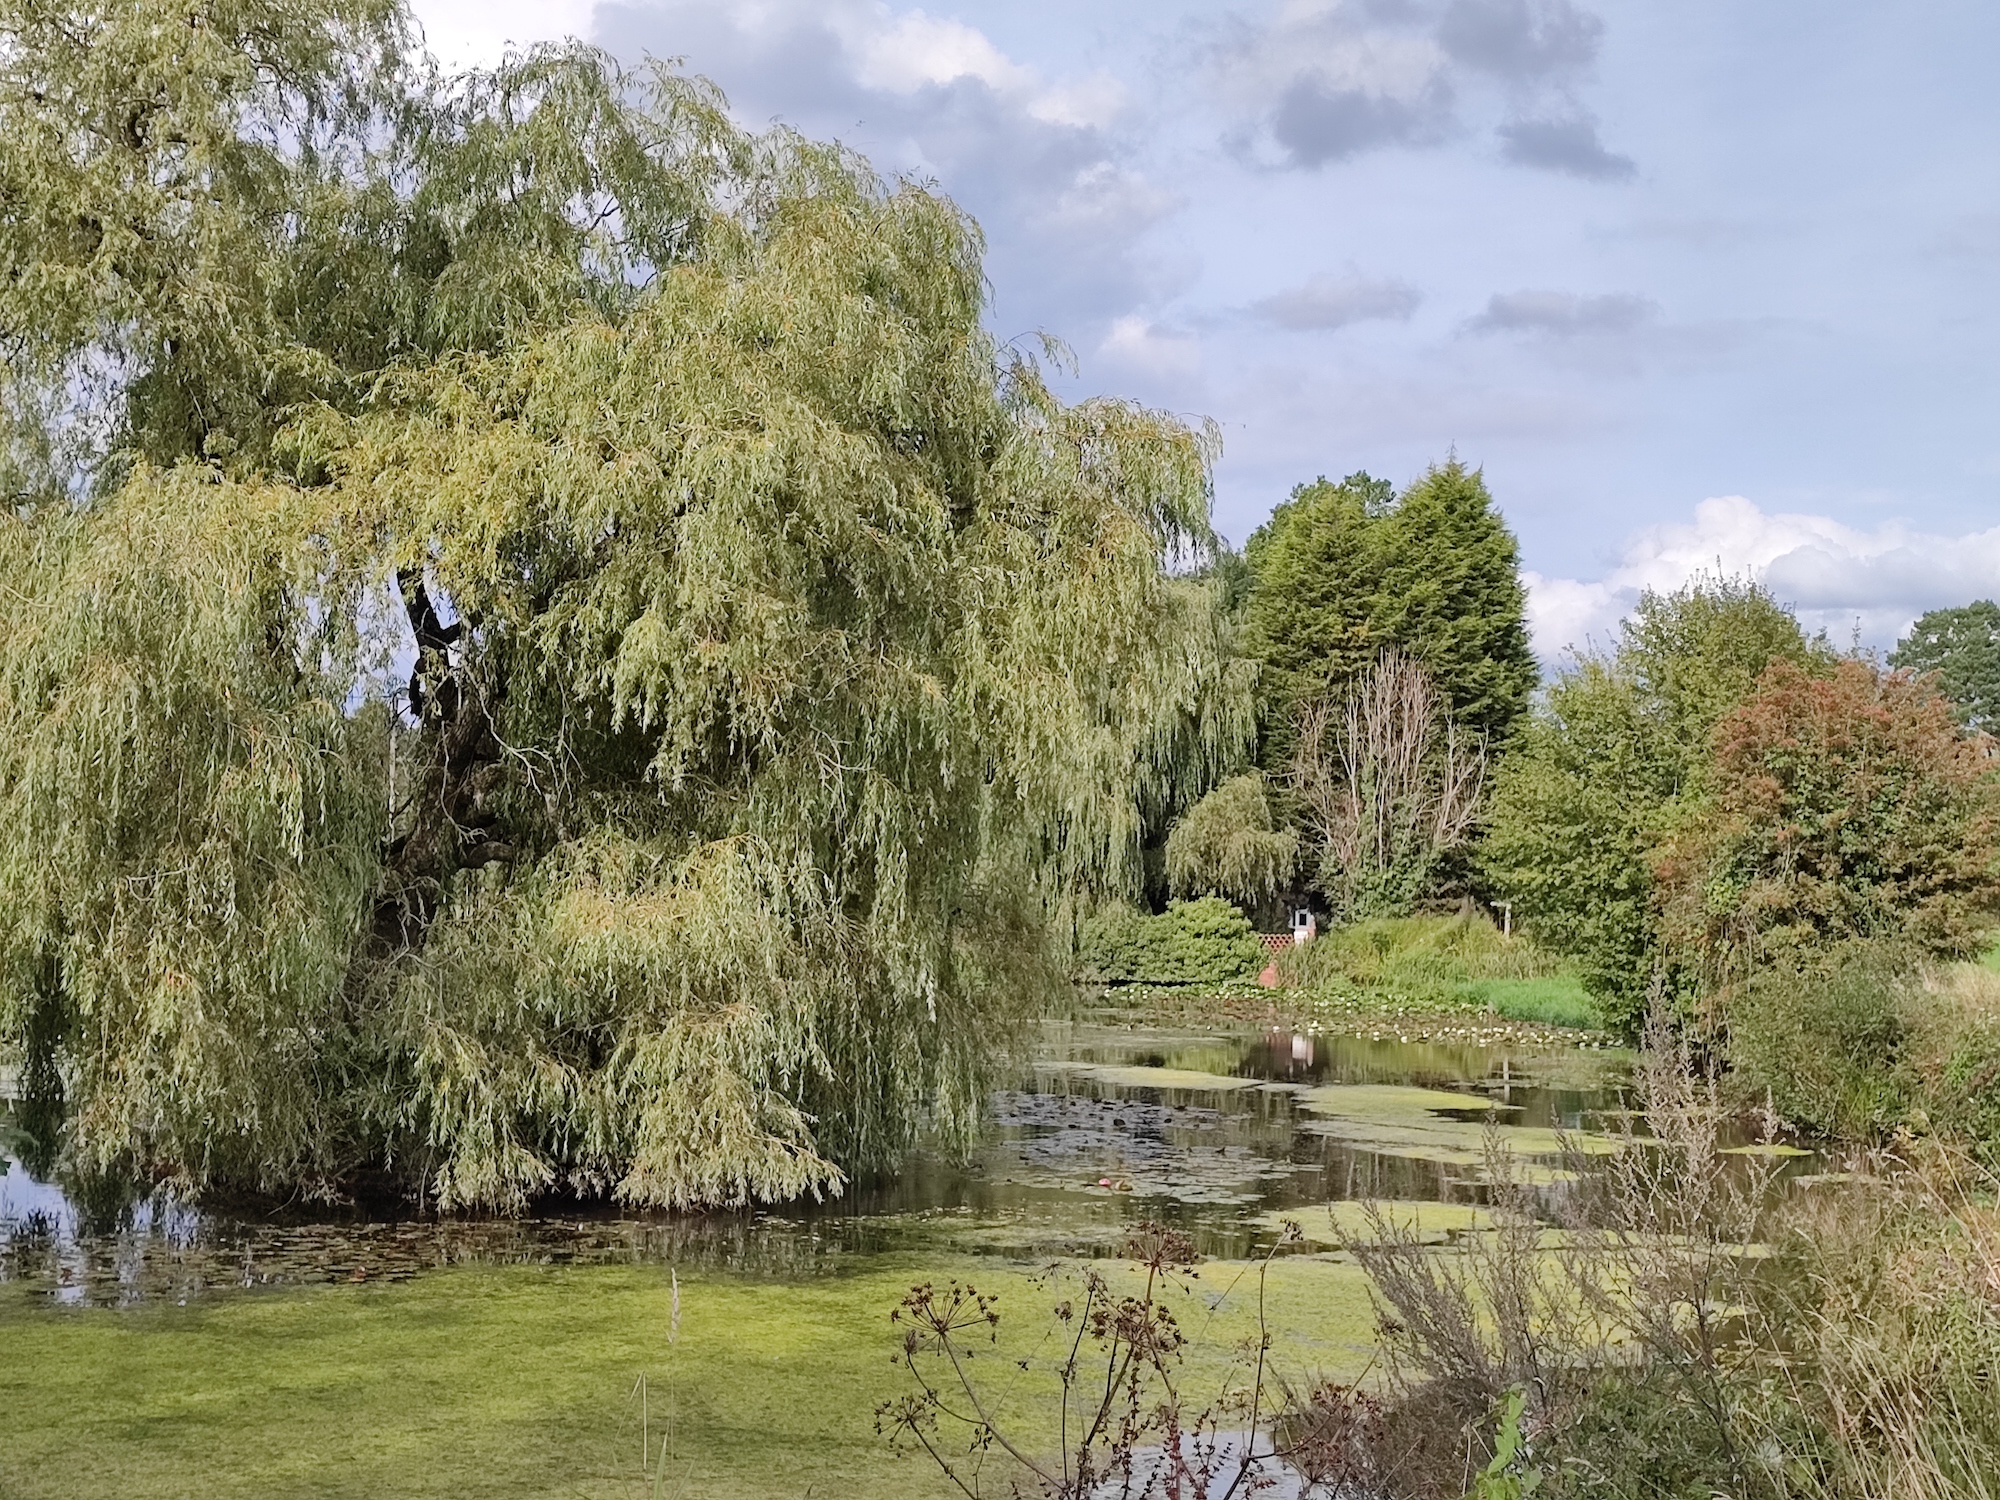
[[1290, 908, 1317, 945]]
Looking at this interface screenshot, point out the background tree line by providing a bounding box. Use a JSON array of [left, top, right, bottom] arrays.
[[1143, 463, 1535, 928], [1144, 468, 2000, 1162]]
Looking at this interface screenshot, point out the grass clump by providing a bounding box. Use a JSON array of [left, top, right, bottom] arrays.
[[1277, 913, 1559, 990], [1463, 976, 1601, 1031]]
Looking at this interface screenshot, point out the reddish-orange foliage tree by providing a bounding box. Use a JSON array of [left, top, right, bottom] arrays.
[[1659, 658, 2000, 980]]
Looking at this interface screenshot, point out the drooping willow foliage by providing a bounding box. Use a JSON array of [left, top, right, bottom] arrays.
[[0, 3, 1249, 1209], [1163, 775, 1297, 912]]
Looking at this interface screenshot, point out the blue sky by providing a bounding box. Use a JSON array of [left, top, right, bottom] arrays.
[[411, 0, 2000, 656]]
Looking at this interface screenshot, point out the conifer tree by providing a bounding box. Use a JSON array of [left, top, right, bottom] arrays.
[[1240, 461, 1535, 770]]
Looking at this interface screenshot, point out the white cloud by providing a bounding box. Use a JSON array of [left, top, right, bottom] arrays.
[[410, 0, 595, 68], [1527, 495, 2000, 660], [1520, 571, 1622, 659], [1099, 315, 1201, 379], [1027, 73, 1130, 130], [803, 3, 1127, 129], [425, 0, 1123, 132], [1215, 2, 1448, 107], [1042, 163, 1180, 238], [844, 9, 1031, 94]]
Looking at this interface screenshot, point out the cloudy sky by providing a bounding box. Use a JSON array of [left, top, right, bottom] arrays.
[[410, 0, 2000, 657]]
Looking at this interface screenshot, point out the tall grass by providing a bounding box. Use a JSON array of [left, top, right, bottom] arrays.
[[1273, 912, 1605, 1031], [1331, 1016, 2000, 1499]]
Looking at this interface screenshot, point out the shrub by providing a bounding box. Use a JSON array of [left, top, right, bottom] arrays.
[[1903, 964, 2000, 1164], [1723, 952, 2000, 1156], [1075, 898, 1264, 986], [1659, 658, 2000, 984], [1932, 1027, 2000, 1163], [1722, 944, 1914, 1137]]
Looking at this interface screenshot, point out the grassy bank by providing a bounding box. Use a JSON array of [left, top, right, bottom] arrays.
[[1094, 913, 1611, 1046], [0, 1253, 1380, 1499]]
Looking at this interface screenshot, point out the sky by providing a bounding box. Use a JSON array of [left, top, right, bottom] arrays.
[[409, 0, 2000, 658]]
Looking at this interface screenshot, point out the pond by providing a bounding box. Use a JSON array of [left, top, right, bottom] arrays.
[[0, 1016, 1651, 1500], [0, 1018, 1629, 1307]]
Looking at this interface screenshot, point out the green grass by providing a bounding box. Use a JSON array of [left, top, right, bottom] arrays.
[[1278, 913, 1564, 990], [0, 1253, 1380, 1499], [1462, 975, 1604, 1031], [1086, 914, 1612, 1039], [1253, 914, 1607, 1035]]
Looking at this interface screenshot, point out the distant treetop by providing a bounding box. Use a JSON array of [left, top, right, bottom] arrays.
[[1240, 460, 1536, 765], [1891, 600, 2000, 730]]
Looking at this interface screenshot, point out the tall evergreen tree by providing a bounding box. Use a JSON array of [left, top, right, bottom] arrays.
[[1240, 461, 1536, 769]]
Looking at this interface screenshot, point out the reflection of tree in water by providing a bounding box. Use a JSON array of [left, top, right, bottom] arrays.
[[1, 1026, 1622, 1306]]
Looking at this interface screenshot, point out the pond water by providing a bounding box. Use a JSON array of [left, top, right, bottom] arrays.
[[0, 1019, 1631, 1309]]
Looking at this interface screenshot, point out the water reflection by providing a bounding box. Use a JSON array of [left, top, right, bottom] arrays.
[[1, 1022, 1630, 1307]]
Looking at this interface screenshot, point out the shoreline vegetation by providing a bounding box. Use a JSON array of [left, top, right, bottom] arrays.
[[1082, 910, 1617, 1050], [4, 979, 1996, 1498]]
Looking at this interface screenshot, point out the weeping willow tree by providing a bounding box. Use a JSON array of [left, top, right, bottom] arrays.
[[1163, 775, 1297, 913], [0, 4, 1248, 1208]]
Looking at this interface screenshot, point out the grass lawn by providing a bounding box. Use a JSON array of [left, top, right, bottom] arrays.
[[0, 1252, 1380, 1499]]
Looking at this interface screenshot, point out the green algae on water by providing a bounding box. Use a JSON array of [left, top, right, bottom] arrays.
[[1290, 1082, 1617, 1167], [1043, 1062, 1263, 1092]]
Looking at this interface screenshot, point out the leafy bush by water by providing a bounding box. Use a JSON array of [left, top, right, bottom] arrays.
[[1903, 964, 2000, 1165], [1716, 947, 2000, 1161], [1076, 898, 1265, 986], [1722, 943, 1915, 1138]]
